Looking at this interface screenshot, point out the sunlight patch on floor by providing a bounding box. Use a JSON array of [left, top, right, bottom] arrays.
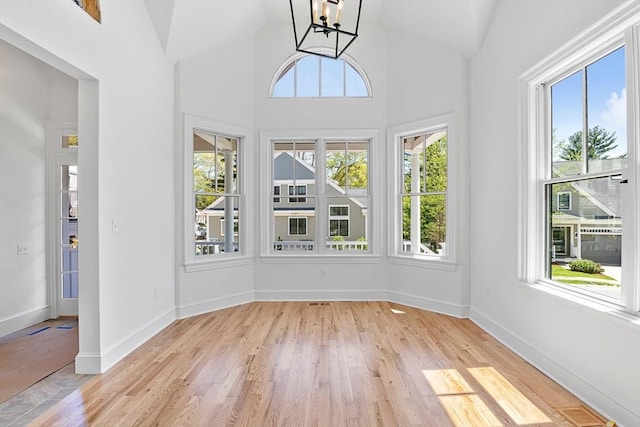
[[424, 367, 553, 426], [468, 367, 552, 425], [423, 368, 502, 426]]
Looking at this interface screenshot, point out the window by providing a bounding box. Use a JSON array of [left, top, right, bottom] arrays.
[[220, 219, 239, 236], [556, 192, 571, 210], [264, 132, 374, 254], [192, 131, 240, 256], [288, 217, 307, 236], [520, 8, 639, 314], [401, 129, 447, 256], [288, 184, 307, 203], [273, 185, 281, 203], [388, 115, 455, 268], [270, 53, 371, 98], [329, 205, 350, 237]]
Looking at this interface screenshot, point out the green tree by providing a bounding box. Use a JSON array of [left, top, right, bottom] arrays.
[[326, 151, 368, 188], [402, 137, 447, 250], [193, 152, 235, 210], [557, 125, 618, 161]]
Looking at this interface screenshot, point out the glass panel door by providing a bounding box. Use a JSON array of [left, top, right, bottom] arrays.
[[58, 163, 78, 315]]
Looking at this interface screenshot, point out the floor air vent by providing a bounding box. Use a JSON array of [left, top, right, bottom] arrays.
[[309, 302, 331, 306], [557, 406, 606, 427]]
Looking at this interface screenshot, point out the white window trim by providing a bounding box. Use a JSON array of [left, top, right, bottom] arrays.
[[556, 192, 572, 210], [519, 2, 640, 316], [260, 129, 380, 259], [220, 218, 239, 236], [273, 185, 281, 203], [329, 205, 350, 237], [288, 184, 308, 203], [182, 114, 252, 272], [268, 50, 373, 98], [387, 114, 457, 271], [288, 216, 308, 236]]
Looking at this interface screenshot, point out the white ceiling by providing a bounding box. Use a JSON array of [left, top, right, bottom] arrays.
[[143, 0, 499, 62]]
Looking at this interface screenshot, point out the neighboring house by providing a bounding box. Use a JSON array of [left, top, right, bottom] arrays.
[[551, 159, 625, 265], [203, 152, 368, 250]]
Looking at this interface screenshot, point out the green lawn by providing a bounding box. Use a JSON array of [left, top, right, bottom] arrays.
[[551, 264, 619, 286], [551, 264, 614, 280]]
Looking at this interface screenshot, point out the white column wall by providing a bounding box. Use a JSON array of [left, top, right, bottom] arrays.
[[469, 1, 639, 425], [175, 38, 256, 317], [0, 0, 176, 373], [386, 31, 471, 315], [251, 23, 391, 301], [0, 40, 77, 336]]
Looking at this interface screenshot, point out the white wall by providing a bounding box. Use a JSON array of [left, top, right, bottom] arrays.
[[175, 38, 256, 317], [386, 31, 471, 316], [0, 0, 176, 373], [470, 1, 639, 425], [0, 40, 78, 335], [174, 22, 471, 314]]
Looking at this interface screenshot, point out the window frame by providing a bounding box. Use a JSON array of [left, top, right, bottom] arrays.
[[556, 192, 572, 210], [183, 114, 252, 272], [220, 218, 239, 236], [329, 205, 350, 237], [269, 51, 372, 98], [288, 184, 307, 203], [387, 114, 457, 271], [519, 5, 640, 316], [260, 129, 380, 260], [288, 216, 308, 236], [273, 185, 281, 203]]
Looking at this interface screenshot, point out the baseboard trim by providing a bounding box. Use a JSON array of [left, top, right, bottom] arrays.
[[388, 291, 470, 318], [254, 289, 389, 301], [99, 308, 177, 373], [176, 291, 255, 319], [470, 307, 640, 427], [75, 352, 102, 375], [0, 305, 50, 338]]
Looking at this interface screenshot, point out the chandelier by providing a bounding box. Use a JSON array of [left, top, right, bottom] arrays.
[[289, 0, 363, 59]]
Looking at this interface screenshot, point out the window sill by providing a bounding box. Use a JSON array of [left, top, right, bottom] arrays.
[[184, 255, 253, 272], [260, 254, 382, 264], [388, 255, 457, 271], [527, 281, 640, 326]]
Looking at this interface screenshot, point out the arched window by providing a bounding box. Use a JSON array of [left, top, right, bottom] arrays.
[[270, 53, 371, 98]]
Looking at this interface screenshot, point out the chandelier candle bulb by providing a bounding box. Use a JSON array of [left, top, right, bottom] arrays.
[[322, 0, 327, 19], [313, 1, 318, 23], [336, 0, 343, 25]]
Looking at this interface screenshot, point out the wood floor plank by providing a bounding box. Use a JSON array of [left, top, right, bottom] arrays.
[[30, 302, 603, 426]]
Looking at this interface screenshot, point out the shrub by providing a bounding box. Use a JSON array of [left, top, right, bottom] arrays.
[[568, 259, 604, 274]]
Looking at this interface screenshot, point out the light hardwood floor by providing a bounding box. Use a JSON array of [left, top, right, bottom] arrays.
[[31, 302, 605, 426]]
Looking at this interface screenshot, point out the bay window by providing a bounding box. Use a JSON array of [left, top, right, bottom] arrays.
[[520, 11, 639, 314]]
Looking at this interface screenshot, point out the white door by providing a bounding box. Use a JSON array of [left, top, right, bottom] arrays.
[[48, 126, 79, 317], [57, 162, 79, 316]]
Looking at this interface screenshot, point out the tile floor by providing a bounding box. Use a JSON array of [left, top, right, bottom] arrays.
[[0, 362, 92, 426]]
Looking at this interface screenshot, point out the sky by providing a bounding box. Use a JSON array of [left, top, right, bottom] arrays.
[[551, 46, 627, 160]]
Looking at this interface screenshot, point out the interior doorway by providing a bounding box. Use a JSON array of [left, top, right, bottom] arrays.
[[48, 125, 79, 317]]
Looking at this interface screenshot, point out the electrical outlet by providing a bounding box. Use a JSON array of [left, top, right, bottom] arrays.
[[153, 288, 158, 299], [17, 245, 28, 255], [112, 219, 119, 234]]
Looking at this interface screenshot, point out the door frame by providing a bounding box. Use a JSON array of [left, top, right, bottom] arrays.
[[47, 121, 78, 318]]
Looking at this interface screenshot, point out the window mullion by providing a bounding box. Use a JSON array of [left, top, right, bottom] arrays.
[[317, 138, 326, 253], [581, 67, 589, 174]]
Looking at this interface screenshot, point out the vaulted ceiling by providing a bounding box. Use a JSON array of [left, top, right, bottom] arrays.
[[143, 0, 499, 63]]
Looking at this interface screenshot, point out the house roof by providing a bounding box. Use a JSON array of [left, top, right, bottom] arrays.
[[204, 151, 368, 211], [552, 159, 626, 217], [274, 152, 315, 181], [142, 0, 499, 62]]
